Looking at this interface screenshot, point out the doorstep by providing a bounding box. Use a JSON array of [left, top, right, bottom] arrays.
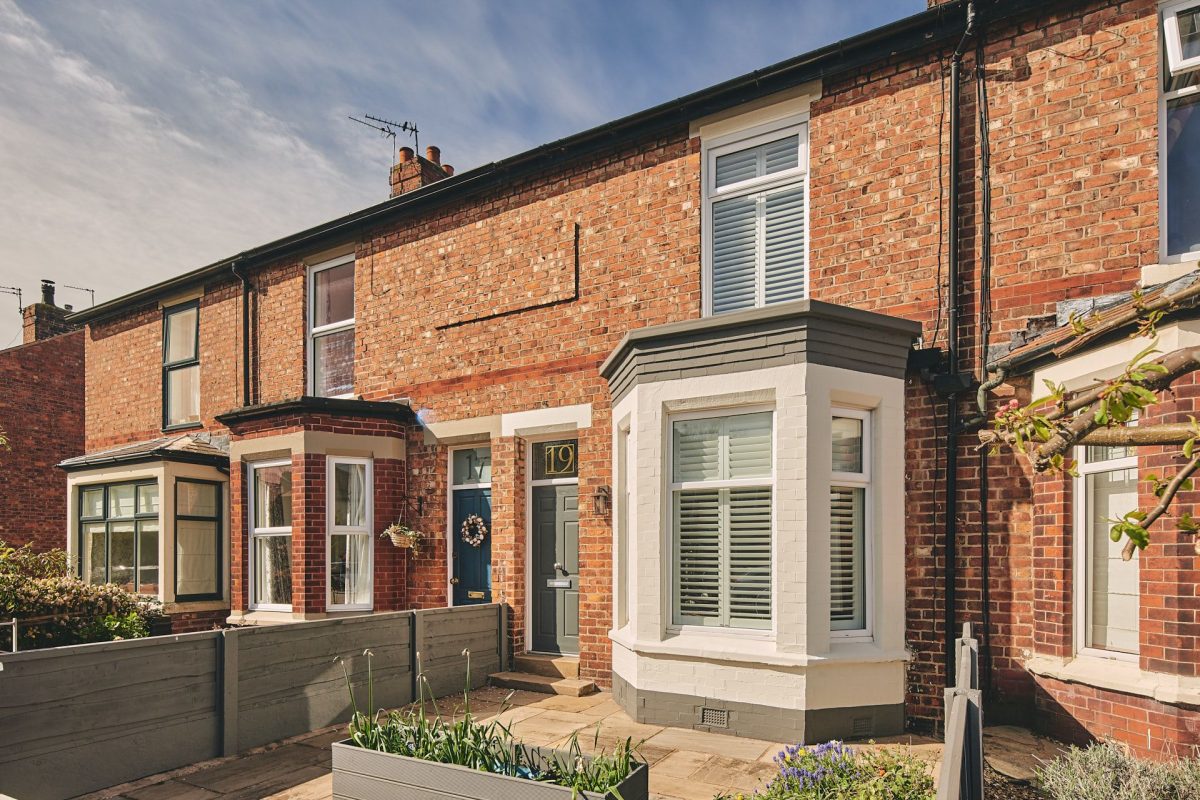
[[491, 652, 596, 696]]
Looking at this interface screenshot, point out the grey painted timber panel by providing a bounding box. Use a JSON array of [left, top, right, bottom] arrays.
[[0, 631, 223, 800], [235, 612, 416, 751], [332, 741, 649, 800], [601, 299, 921, 401], [414, 606, 501, 699]]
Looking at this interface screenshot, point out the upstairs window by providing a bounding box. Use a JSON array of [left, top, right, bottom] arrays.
[[309, 255, 355, 397], [163, 302, 200, 429], [704, 119, 808, 314], [671, 410, 773, 630], [1162, 2, 1200, 259]]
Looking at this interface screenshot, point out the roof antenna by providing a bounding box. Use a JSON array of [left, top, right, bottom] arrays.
[[348, 114, 419, 163], [0, 286, 21, 311], [63, 284, 95, 307]]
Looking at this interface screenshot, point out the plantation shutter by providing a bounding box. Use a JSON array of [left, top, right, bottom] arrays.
[[711, 196, 758, 314], [764, 185, 807, 304], [673, 412, 773, 628], [829, 486, 865, 631]]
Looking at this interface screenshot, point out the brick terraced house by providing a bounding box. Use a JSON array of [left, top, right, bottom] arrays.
[[40, 0, 1200, 754]]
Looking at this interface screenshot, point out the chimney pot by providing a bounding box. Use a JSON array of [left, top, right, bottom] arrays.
[[41, 279, 55, 306], [398, 146, 414, 163], [425, 145, 441, 165], [442, 164, 455, 177]]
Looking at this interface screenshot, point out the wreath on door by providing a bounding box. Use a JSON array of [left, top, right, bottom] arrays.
[[460, 514, 489, 548]]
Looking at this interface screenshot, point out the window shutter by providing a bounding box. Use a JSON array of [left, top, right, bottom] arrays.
[[764, 186, 806, 305], [714, 148, 759, 188], [830, 486, 865, 631], [711, 195, 758, 313], [673, 418, 722, 482], [676, 490, 721, 622], [726, 412, 773, 479], [762, 134, 799, 176], [727, 487, 772, 627]]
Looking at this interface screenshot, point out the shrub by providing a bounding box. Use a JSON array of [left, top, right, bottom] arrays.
[[1037, 741, 1200, 800], [719, 741, 934, 800], [0, 540, 164, 650]]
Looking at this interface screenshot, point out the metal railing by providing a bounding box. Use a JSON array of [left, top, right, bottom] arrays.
[[1, 614, 89, 652], [936, 623, 984, 800]]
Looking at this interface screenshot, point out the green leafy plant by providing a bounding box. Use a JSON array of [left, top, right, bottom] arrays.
[[0, 539, 164, 650], [1037, 741, 1200, 800], [339, 648, 642, 797], [716, 741, 934, 800]]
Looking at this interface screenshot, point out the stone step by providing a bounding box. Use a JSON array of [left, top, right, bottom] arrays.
[[512, 652, 580, 679], [488, 671, 597, 697]]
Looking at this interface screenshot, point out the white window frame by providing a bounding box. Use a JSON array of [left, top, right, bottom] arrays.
[[248, 458, 293, 612], [446, 444, 493, 606], [1164, 0, 1200, 76], [1072, 444, 1140, 662], [1160, 2, 1200, 263], [326, 456, 374, 611], [830, 407, 874, 641], [307, 253, 356, 398], [666, 405, 776, 636], [701, 113, 810, 316]]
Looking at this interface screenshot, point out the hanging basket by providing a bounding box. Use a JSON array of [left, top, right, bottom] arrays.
[[381, 523, 424, 558]]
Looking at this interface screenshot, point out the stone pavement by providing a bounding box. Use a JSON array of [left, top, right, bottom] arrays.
[[78, 688, 961, 800]]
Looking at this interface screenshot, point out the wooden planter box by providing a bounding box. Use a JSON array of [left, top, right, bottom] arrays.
[[332, 740, 649, 800]]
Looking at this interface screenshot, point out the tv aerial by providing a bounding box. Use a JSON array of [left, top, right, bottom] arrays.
[[348, 114, 419, 163]]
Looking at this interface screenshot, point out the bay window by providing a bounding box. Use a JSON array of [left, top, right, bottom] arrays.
[[163, 302, 200, 429], [704, 119, 808, 314], [175, 479, 221, 601], [1075, 443, 1140, 657], [250, 461, 293, 610], [671, 410, 773, 630], [328, 457, 373, 610], [308, 255, 355, 398], [830, 410, 871, 637], [79, 481, 159, 595]]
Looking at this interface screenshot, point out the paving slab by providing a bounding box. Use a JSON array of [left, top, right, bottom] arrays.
[[984, 725, 1066, 782], [121, 782, 222, 800], [180, 745, 326, 794], [690, 755, 776, 793], [261, 773, 332, 800], [645, 727, 774, 762]]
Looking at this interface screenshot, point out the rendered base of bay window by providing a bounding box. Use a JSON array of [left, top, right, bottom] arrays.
[[1027, 653, 1200, 708], [163, 599, 229, 615], [610, 638, 905, 743]]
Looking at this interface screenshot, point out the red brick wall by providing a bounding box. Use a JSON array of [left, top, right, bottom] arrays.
[[0, 330, 84, 551], [76, 0, 1188, 735]]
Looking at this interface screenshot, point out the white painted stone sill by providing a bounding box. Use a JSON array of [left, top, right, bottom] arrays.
[[163, 599, 228, 614], [610, 628, 909, 668], [1027, 654, 1200, 707]]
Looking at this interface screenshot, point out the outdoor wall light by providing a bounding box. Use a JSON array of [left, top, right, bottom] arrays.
[[592, 485, 611, 518]]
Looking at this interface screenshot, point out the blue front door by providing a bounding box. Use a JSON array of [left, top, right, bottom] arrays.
[[452, 488, 492, 605]]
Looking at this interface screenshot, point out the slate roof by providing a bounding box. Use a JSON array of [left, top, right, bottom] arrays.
[[58, 433, 230, 471]]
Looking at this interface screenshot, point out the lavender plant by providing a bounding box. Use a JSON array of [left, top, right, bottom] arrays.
[[718, 740, 933, 799]]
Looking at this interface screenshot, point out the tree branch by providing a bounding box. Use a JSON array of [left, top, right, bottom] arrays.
[[1121, 454, 1200, 560], [1078, 424, 1197, 447]]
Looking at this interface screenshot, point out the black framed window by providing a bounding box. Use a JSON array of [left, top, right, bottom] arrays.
[[175, 479, 222, 601], [78, 481, 160, 595], [163, 301, 200, 429]]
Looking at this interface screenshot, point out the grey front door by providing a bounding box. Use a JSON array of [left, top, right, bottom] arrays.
[[531, 484, 579, 654]]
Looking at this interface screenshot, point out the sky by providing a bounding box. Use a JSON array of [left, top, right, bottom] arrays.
[[0, 0, 923, 349]]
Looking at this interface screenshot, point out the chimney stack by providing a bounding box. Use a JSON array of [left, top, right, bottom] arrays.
[[389, 144, 455, 198], [22, 278, 79, 344]]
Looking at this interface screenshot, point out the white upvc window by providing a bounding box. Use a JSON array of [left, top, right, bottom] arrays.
[[249, 459, 293, 611], [1074, 443, 1140, 659], [670, 408, 773, 630], [703, 115, 808, 315], [830, 408, 872, 638], [327, 457, 373, 611], [308, 254, 356, 398], [1161, 2, 1200, 261]]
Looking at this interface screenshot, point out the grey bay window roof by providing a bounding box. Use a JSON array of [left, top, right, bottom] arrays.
[[58, 433, 230, 472], [65, 0, 1069, 328], [600, 299, 921, 402]]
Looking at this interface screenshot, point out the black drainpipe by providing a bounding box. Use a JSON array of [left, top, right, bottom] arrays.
[[231, 258, 252, 407], [944, 0, 977, 687]]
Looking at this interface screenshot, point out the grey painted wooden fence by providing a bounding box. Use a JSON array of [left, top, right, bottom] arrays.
[[0, 604, 506, 800]]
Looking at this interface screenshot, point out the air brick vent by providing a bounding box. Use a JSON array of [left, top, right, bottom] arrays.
[[851, 716, 872, 737], [700, 707, 729, 728]]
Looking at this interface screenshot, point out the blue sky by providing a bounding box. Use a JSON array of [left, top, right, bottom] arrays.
[[0, 0, 922, 348]]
